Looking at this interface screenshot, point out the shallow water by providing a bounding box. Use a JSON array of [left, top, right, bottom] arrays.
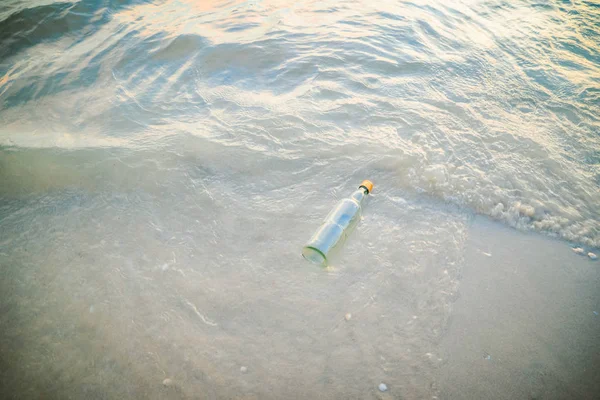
[[1, 0, 599, 398]]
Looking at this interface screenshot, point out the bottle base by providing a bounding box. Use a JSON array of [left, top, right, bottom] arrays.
[[302, 246, 327, 266]]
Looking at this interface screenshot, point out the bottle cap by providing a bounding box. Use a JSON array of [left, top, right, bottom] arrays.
[[359, 180, 374, 194]]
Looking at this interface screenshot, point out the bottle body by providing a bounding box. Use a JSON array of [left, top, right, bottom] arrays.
[[302, 187, 369, 266]]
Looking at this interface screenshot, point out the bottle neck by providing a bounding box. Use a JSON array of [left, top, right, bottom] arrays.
[[351, 187, 368, 204]]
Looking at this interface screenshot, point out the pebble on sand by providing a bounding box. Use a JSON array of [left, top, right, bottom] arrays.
[[162, 378, 173, 387], [240, 366, 248, 373], [378, 383, 388, 392], [345, 313, 352, 321], [588, 252, 598, 260], [572, 247, 585, 254]]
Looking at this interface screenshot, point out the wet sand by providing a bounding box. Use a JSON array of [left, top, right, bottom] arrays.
[[438, 217, 600, 400], [2, 209, 598, 399]]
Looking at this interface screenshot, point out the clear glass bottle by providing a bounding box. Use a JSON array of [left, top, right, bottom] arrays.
[[302, 180, 374, 266]]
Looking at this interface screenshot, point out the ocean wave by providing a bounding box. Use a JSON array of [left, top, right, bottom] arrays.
[[1, 0, 599, 248]]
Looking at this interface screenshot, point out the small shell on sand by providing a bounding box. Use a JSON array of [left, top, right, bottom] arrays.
[[162, 378, 173, 387], [572, 247, 585, 254], [240, 366, 248, 373], [344, 313, 352, 321], [588, 252, 598, 260], [378, 383, 388, 392]]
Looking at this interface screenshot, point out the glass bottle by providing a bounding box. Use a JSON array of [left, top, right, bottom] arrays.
[[302, 180, 373, 266]]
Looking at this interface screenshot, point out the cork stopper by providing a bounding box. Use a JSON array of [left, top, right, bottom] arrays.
[[359, 180, 374, 194]]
